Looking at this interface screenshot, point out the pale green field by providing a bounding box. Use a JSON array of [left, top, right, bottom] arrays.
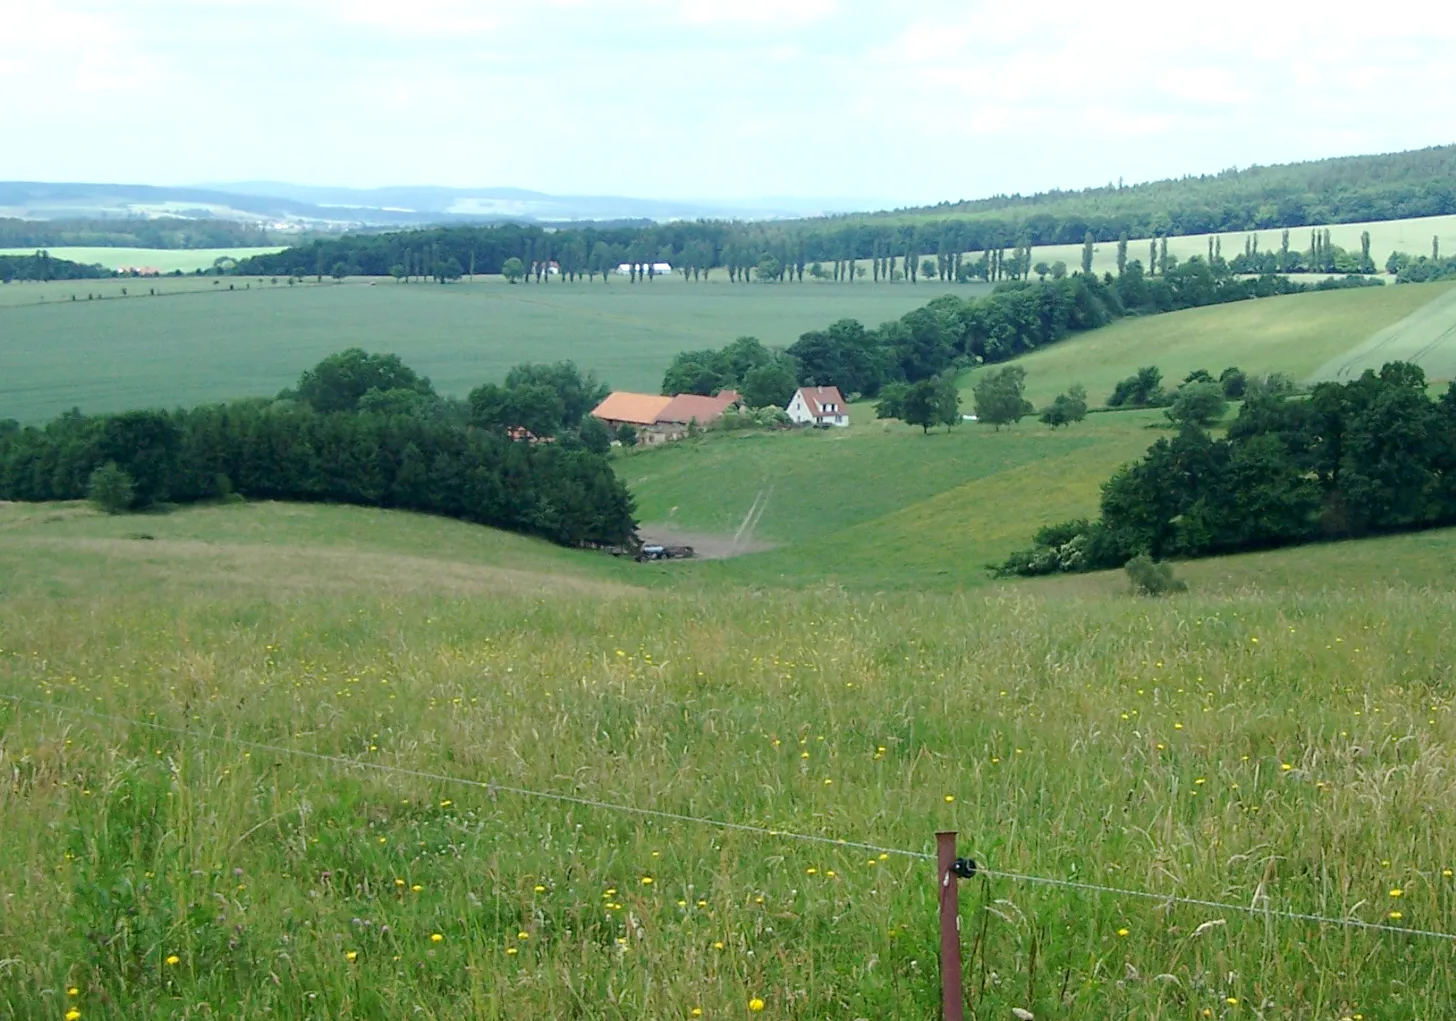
[[1311, 284, 1456, 381], [964, 281, 1456, 409], [1008, 213, 1456, 279], [0, 245, 287, 273]]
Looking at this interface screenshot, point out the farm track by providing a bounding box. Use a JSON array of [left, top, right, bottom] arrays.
[[1313, 285, 1456, 381]]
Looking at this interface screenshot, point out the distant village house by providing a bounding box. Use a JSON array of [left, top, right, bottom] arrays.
[[786, 386, 850, 427]]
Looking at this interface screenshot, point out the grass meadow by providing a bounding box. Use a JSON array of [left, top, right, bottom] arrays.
[[0, 276, 977, 424], [1, 501, 1454, 1020]]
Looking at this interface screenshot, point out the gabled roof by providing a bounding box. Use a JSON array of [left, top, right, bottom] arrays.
[[657, 389, 740, 424], [591, 392, 673, 426], [796, 386, 847, 418]]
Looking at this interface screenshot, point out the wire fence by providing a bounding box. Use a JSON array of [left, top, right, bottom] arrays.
[[4, 690, 1454, 944]]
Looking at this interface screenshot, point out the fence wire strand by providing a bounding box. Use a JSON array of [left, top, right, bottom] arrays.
[[4, 692, 1454, 944]]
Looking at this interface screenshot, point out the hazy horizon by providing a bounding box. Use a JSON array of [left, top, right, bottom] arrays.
[[3, 1, 1454, 208]]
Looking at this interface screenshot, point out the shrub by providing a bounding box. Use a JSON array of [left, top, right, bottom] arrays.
[[1125, 555, 1187, 596], [1166, 381, 1229, 428], [88, 462, 136, 514]]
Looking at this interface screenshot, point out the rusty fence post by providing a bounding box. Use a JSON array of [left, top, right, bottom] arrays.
[[937, 831, 965, 1021]]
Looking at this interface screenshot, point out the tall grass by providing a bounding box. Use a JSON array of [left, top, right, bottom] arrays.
[[3, 540, 1454, 1019]]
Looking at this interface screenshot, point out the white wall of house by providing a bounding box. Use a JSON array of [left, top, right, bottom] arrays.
[[786, 389, 849, 427]]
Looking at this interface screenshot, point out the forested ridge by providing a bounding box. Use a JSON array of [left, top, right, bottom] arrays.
[[236, 145, 1456, 280], [0, 252, 112, 282]]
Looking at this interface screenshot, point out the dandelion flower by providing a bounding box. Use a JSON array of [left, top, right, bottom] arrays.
[[806, 867, 817, 875], [1389, 888, 1403, 898], [431, 933, 444, 943], [1226, 996, 1239, 1005], [1443, 869, 1454, 878], [749, 997, 765, 1012], [164, 955, 180, 966], [67, 988, 79, 998], [826, 870, 836, 877], [944, 795, 955, 803], [394, 878, 405, 887], [1116, 928, 1129, 937], [439, 800, 452, 808], [691, 1009, 703, 1018], [1174, 723, 1184, 730], [411, 884, 423, 893], [823, 778, 832, 785], [713, 941, 725, 950], [517, 931, 530, 940], [345, 950, 358, 962], [66, 1011, 81, 1021], [534, 885, 546, 893], [1389, 911, 1403, 920], [641, 877, 654, 886], [1280, 763, 1293, 772], [506, 947, 519, 956]]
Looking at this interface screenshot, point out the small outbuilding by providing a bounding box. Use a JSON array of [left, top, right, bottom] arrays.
[[786, 386, 850, 428]]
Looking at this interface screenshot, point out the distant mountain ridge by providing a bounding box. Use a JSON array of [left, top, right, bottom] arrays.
[[0, 180, 872, 227]]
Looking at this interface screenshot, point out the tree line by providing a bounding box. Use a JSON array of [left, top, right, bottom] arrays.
[[998, 362, 1456, 577], [0, 217, 303, 250], [0, 252, 112, 283], [0, 350, 635, 548], [231, 147, 1456, 282], [660, 259, 1381, 408]]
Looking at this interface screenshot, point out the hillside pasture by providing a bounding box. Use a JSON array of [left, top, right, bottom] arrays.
[[963, 281, 1456, 410], [2, 500, 1455, 1019], [0, 276, 979, 424], [0, 245, 287, 273]]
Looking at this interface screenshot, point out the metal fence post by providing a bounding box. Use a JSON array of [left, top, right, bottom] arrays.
[[937, 830, 966, 1021]]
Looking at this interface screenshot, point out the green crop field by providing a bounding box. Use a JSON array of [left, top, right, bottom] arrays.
[[964, 281, 1456, 410], [0, 246, 287, 273], [1311, 284, 1456, 382], [3, 499, 1455, 1020], [0, 277, 979, 424]]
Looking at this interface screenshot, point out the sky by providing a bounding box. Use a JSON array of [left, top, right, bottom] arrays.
[[3, 0, 1454, 208]]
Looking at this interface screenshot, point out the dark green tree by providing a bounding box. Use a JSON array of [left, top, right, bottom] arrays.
[[1040, 384, 1088, 427], [1082, 231, 1095, 274], [293, 349, 435, 414], [87, 462, 135, 514], [1166, 381, 1229, 428], [972, 365, 1034, 430]]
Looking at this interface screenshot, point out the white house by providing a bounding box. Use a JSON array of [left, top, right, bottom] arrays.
[[787, 386, 850, 428], [614, 262, 674, 276]]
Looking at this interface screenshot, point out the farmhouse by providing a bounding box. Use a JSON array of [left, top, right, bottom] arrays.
[[786, 386, 850, 427], [591, 389, 741, 444]]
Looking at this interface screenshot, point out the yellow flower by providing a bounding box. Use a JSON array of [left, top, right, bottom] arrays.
[[67, 988, 79, 997], [439, 800, 452, 808], [66, 1011, 81, 1021], [164, 954, 180, 966], [517, 931, 530, 940], [944, 795, 955, 803], [806, 867, 817, 875], [691, 1009, 703, 1018], [431, 933, 444, 943], [345, 950, 358, 962], [1226, 996, 1239, 1005], [1443, 869, 1454, 878], [506, 947, 519, 956], [411, 884, 423, 893], [641, 877, 654, 885], [749, 998, 765, 1012], [1389, 911, 1403, 920], [713, 941, 725, 950], [394, 878, 405, 887], [1389, 888, 1403, 898], [534, 884, 546, 893], [1174, 723, 1184, 730], [1116, 928, 1129, 937], [1280, 763, 1293, 772]]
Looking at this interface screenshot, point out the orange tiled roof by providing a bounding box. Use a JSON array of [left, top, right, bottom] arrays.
[[656, 390, 739, 424], [591, 392, 674, 426]]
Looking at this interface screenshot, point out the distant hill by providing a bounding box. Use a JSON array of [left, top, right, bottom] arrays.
[[824, 144, 1456, 240], [0, 180, 870, 229]]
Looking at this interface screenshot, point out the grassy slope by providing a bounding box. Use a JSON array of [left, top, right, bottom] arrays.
[[620, 409, 1165, 588], [0, 276, 980, 424], [2, 498, 1455, 1019], [965, 281, 1456, 409], [0, 246, 287, 273]]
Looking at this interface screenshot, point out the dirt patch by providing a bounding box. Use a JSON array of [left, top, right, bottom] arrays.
[[637, 525, 775, 560]]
